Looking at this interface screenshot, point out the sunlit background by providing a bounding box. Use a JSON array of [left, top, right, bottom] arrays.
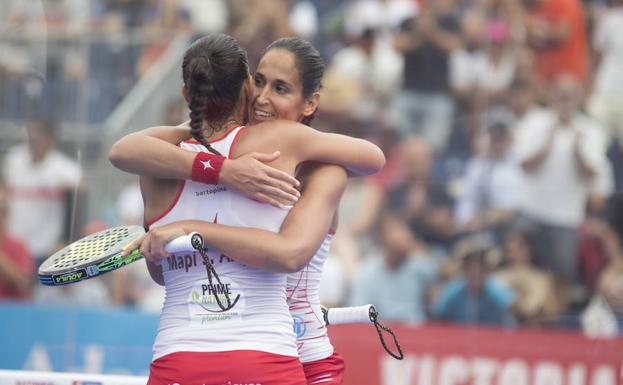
[[1, 0, 622, 384]]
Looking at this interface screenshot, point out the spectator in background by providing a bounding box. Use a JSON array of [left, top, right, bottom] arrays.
[[0, 189, 33, 301], [228, 0, 295, 65], [432, 235, 516, 327], [587, 0, 623, 189], [479, 0, 526, 42], [513, 74, 611, 298], [392, 0, 461, 154], [387, 138, 455, 256], [349, 211, 437, 324], [495, 229, 560, 326], [450, 10, 487, 151], [523, 0, 588, 85], [505, 78, 539, 127], [450, 13, 518, 151], [481, 20, 518, 103], [135, 0, 192, 77], [2, 120, 82, 265], [454, 115, 522, 242], [344, 0, 418, 41], [0, 0, 47, 120], [330, 27, 402, 120], [179, 0, 228, 35], [288, 0, 320, 40]]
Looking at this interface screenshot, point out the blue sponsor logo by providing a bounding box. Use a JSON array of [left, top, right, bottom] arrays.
[[292, 315, 306, 338]]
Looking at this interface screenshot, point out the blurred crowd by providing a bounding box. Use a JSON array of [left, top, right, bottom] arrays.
[[1, 0, 623, 337]]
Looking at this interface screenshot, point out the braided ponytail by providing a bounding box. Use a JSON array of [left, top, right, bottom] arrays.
[[186, 56, 221, 154], [182, 34, 250, 154]]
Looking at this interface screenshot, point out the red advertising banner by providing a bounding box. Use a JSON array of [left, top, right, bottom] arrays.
[[328, 324, 623, 385]]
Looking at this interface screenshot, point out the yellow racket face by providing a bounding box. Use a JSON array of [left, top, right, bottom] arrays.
[[38, 225, 145, 275]]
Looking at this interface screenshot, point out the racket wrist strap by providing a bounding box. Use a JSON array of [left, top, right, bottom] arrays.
[[191, 152, 225, 185]]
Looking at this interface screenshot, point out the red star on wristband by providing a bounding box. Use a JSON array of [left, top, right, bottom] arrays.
[[191, 152, 225, 184], [202, 160, 214, 170]]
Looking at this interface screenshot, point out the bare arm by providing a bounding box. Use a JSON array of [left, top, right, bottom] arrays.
[[109, 126, 194, 179], [278, 122, 385, 176], [110, 126, 301, 206], [125, 164, 348, 273], [112, 123, 386, 177]]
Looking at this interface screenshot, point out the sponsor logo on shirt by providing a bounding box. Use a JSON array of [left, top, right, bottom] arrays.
[[195, 186, 227, 197], [166, 252, 235, 272], [292, 315, 307, 338]]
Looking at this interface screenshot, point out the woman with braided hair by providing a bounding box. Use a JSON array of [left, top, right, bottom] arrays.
[[111, 33, 383, 385]]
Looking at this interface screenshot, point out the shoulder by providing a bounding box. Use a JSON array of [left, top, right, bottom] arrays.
[[237, 120, 314, 153], [245, 120, 312, 137]]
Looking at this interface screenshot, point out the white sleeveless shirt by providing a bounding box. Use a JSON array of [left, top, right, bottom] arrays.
[[149, 126, 298, 361], [288, 234, 335, 363]]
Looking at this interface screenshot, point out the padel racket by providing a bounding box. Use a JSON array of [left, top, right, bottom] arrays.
[[322, 304, 404, 360], [38, 225, 202, 286]]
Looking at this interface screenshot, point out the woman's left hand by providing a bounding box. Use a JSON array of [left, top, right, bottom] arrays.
[[122, 224, 188, 265]]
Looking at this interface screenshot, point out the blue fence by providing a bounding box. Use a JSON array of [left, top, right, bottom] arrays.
[[0, 303, 158, 375]]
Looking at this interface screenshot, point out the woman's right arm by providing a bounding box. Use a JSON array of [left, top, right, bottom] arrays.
[[109, 126, 300, 206], [271, 120, 386, 176], [124, 164, 348, 273], [109, 126, 195, 179]]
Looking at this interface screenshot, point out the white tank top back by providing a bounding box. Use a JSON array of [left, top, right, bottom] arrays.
[[287, 234, 335, 363], [149, 126, 298, 361]]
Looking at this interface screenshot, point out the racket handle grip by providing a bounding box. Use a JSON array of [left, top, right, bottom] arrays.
[[324, 304, 376, 325], [165, 232, 203, 253]]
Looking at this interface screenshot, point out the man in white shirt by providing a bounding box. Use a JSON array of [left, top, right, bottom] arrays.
[[2, 120, 82, 264], [513, 74, 612, 286]]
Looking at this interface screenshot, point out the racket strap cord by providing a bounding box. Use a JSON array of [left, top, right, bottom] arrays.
[[370, 310, 404, 360], [194, 245, 240, 312]]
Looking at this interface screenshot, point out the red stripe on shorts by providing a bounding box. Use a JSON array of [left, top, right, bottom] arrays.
[[148, 350, 307, 385], [302, 352, 345, 385]]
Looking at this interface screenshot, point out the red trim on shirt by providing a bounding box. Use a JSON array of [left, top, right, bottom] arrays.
[[145, 180, 185, 227], [228, 126, 246, 159], [181, 126, 243, 146], [211, 125, 242, 144]]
